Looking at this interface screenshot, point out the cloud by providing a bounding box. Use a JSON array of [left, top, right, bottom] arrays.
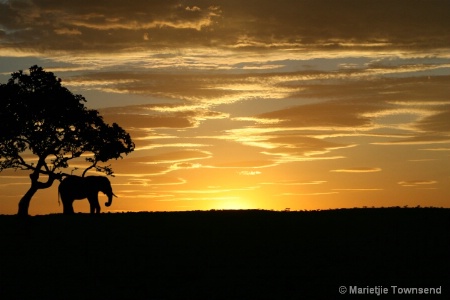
[[65, 71, 300, 105], [256, 136, 354, 163], [185, 6, 201, 12], [58, 68, 449, 172], [100, 104, 228, 131], [222, 122, 357, 163], [116, 177, 184, 194], [54, 27, 82, 36], [231, 0, 450, 50], [280, 192, 339, 196], [238, 171, 261, 176], [416, 107, 450, 133], [156, 196, 241, 202], [139, 150, 212, 164], [211, 160, 275, 169], [261, 180, 327, 186], [419, 147, 450, 152], [142, 176, 187, 186], [0, 0, 222, 53], [107, 166, 169, 177], [373, 135, 450, 145], [398, 180, 437, 187], [103, 112, 196, 129], [330, 167, 382, 173], [109, 156, 188, 176], [1, 0, 448, 54], [256, 100, 384, 129], [333, 188, 383, 191], [169, 162, 203, 171], [408, 159, 437, 162]]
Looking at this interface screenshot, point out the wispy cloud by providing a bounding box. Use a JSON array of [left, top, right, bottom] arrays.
[[398, 180, 437, 187], [279, 192, 339, 196], [330, 168, 382, 173], [262, 180, 327, 186], [139, 150, 212, 164], [419, 147, 450, 151], [333, 188, 383, 191], [238, 171, 261, 176], [373, 136, 450, 145]]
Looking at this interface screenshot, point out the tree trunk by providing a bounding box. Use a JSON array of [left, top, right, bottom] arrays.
[[17, 184, 39, 217], [17, 173, 57, 216]]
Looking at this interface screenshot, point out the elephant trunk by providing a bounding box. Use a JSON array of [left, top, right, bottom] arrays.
[[105, 193, 116, 207]]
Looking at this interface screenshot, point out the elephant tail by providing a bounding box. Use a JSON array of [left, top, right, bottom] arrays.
[[57, 188, 61, 206]]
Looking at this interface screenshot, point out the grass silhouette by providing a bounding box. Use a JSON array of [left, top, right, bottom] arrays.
[[1, 207, 449, 299]]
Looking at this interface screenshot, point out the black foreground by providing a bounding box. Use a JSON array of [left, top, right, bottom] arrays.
[[1, 208, 449, 299]]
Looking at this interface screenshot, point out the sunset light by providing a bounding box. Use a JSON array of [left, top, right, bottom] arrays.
[[1, 0, 449, 215]]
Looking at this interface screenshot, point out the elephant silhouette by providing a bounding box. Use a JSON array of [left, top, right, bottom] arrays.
[[58, 176, 117, 214]]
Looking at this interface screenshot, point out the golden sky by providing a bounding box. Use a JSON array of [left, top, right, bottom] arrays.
[[1, 0, 449, 214]]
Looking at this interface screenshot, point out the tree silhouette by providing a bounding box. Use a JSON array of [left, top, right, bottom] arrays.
[[0, 65, 134, 216]]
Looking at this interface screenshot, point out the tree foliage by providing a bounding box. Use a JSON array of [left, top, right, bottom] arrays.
[[0, 65, 134, 215]]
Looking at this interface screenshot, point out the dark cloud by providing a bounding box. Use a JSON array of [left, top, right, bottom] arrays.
[[99, 104, 228, 132], [67, 71, 244, 100], [416, 107, 450, 133], [101, 107, 197, 129], [1, 0, 449, 53], [0, 0, 221, 52], [287, 75, 450, 103], [374, 135, 450, 145], [257, 100, 383, 128], [252, 74, 450, 135], [260, 135, 352, 159], [219, 0, 450, 49]]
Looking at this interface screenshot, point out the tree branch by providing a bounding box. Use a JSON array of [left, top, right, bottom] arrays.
[[82, 158, 97, 177]]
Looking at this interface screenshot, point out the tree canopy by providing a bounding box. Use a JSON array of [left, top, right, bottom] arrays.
[[0, 65, 134, 215]]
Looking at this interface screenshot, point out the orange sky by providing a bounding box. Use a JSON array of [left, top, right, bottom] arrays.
[[1, 0, 449, 215]]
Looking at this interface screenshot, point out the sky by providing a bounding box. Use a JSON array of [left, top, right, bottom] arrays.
[[0, 0, 449, 215]]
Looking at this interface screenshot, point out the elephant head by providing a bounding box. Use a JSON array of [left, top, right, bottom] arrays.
[[97, 176, 117, 207]]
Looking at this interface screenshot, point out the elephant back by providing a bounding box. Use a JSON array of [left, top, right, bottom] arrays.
[[59, 176, 98, 200]]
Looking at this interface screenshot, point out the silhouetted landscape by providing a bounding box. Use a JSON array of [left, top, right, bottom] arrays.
[[2, 207, 449, 299]]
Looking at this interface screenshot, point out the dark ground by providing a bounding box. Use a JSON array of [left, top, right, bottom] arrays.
[[1, 208, 449, 299]]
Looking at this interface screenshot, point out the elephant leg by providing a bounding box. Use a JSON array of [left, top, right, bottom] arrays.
[[88, 196, 101, 214], [62, 199, 75, 214], [95, 197, 101, 214], [88, 197, 95, 214]]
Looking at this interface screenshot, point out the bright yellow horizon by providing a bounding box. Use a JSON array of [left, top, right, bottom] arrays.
[[1, 0, 449, 215]]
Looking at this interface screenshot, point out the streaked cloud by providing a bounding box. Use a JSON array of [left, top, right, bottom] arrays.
[[262, 180, 327, 186], [333, 188, 383, 191], [238, 171, 261, 176], [398, 180, 438, 187], [280, 192, 339, 196], [139, 150, 212, 164], [419, 147, 450, 152], [373, 136, 450, 145], [330, 168, 382, 173]]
